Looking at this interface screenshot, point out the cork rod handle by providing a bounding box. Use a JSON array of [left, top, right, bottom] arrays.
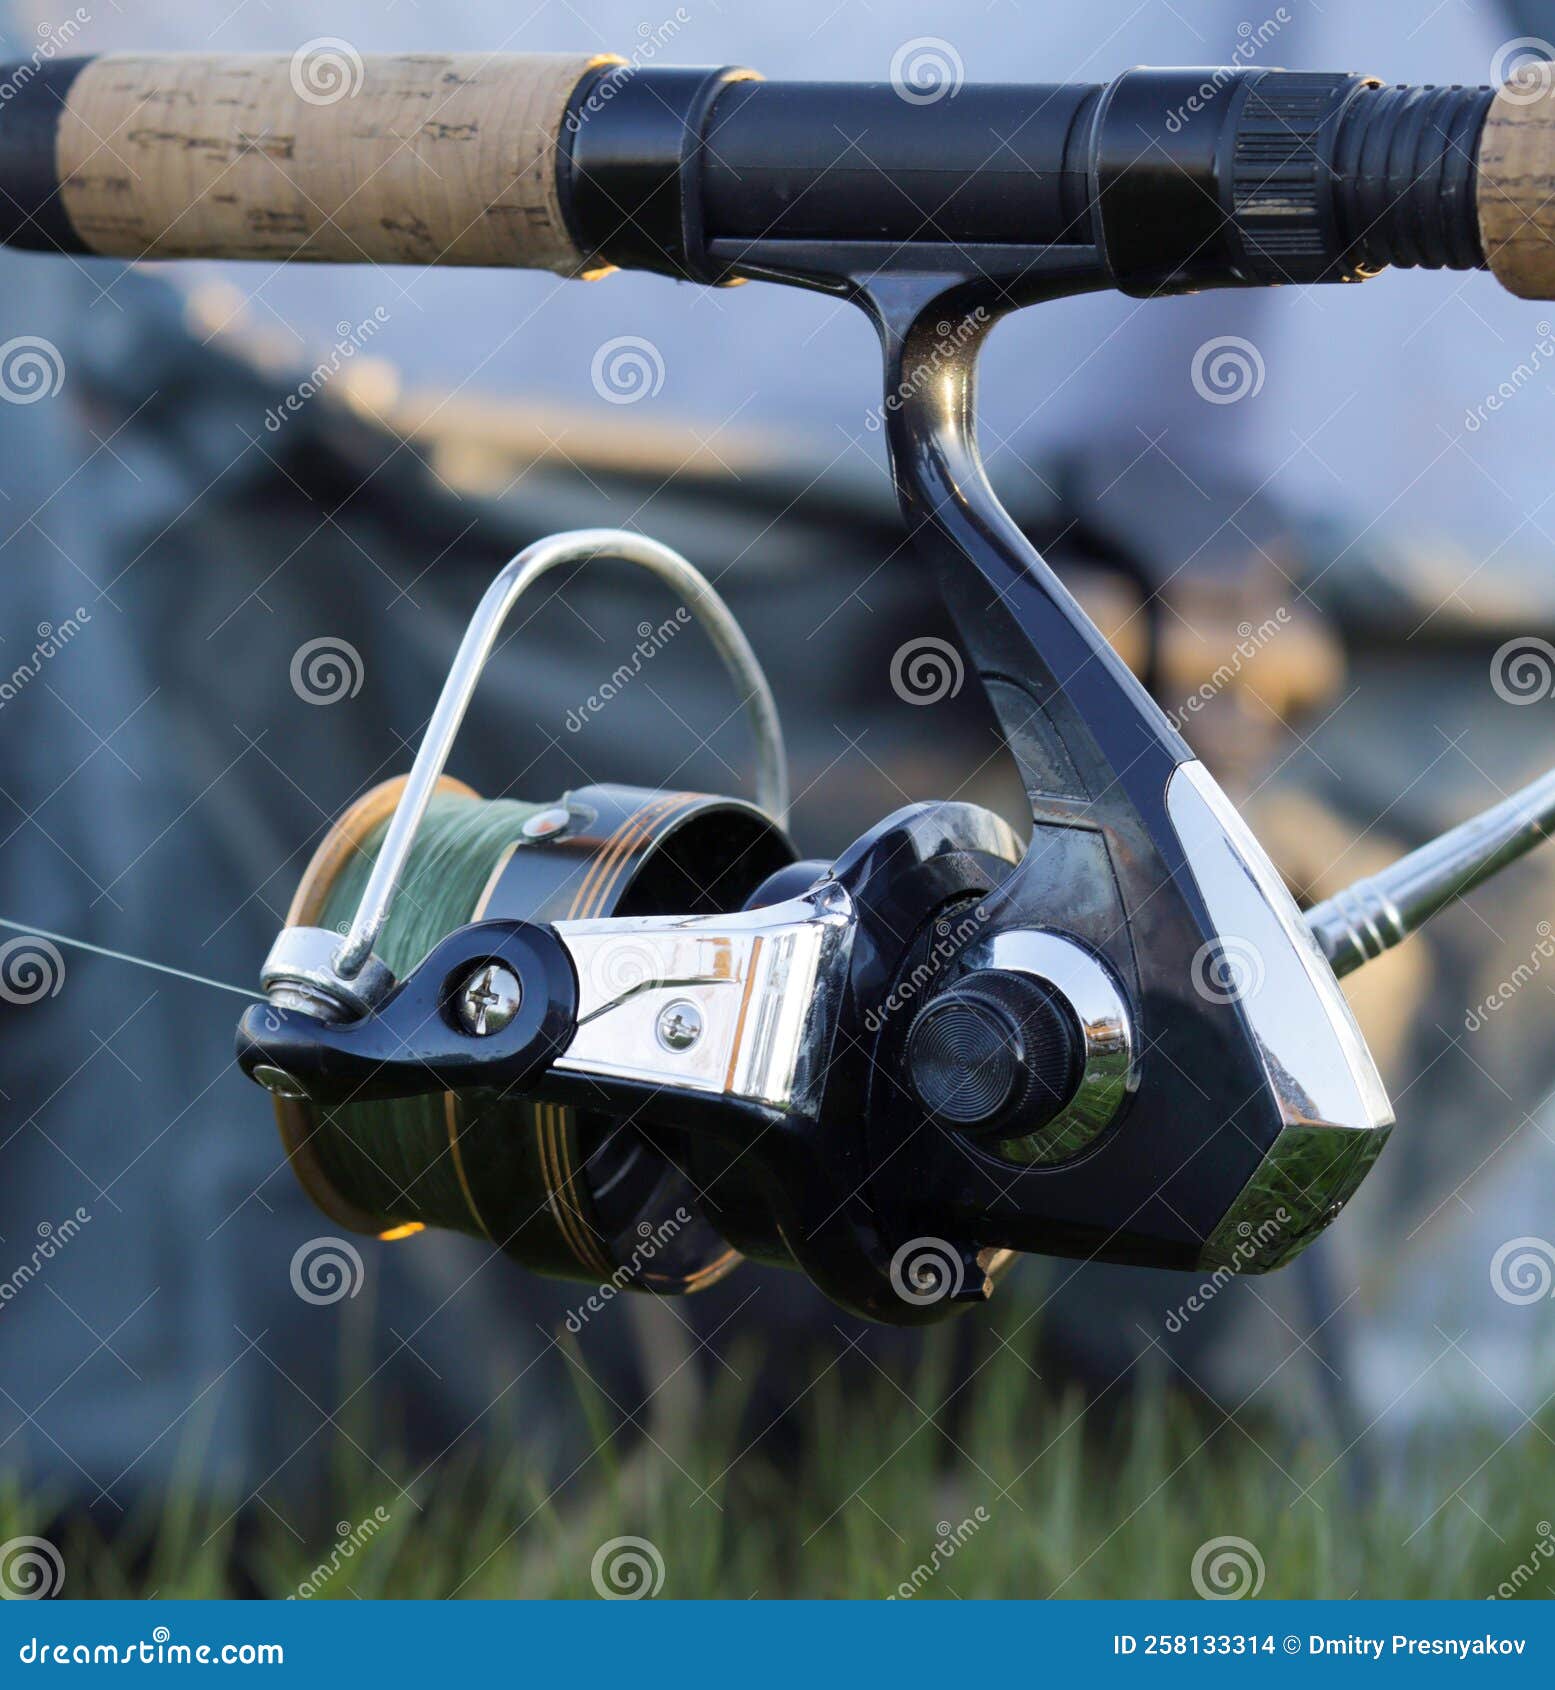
[[1478, 78, 1555, 299], [47, 51, 618, 272]]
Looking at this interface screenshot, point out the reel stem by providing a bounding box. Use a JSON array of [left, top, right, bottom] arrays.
[[1307, 765, 1555, 977]]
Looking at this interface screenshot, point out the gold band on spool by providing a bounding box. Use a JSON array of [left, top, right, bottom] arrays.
[[275, 774, 608, 1274], [539, 789, 718, 1283], [545, 788, 741, 1292]]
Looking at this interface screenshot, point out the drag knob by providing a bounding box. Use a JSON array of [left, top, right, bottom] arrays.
[[906, 969, 1083, 1136]]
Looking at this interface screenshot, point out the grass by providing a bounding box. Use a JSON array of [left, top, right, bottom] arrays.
[[8, 1319, 1554, 1600]]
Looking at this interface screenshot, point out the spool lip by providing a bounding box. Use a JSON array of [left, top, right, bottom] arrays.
[[271, 772, 478, 1239]]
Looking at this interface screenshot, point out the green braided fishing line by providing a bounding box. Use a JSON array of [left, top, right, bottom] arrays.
[[310, 792, 544, 1236]]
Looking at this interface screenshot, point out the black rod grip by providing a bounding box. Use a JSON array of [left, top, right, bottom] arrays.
[[0, 53, 1513, 299]]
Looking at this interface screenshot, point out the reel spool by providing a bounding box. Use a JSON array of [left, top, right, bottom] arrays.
[[262, 532, 795, 1294]]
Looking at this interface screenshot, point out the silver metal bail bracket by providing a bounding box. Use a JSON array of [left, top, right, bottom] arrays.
[[260, 528, 790, 1022]]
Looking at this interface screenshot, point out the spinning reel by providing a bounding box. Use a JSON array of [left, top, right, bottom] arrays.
[[8, 48, 1555, 1321], [241, 500, 1555, 1322]]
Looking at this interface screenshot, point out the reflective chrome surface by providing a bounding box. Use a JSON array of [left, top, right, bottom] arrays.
[[1308, 762, 1555, 977], [554, 881, 854, 1108], [1165, 761, 1394, 1271], [259, 925, 394, 1022], [455, 962, 523, 1036], [1167, 760, 1391, 1135], [962, 929, 1136, 1164], [1199, 1120, 1390, 1272], [250, 1063, 309, 1100], [655, 999, 704, 1052]]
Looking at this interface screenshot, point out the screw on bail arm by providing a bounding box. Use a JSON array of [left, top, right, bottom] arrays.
[[456, 963, 523, 1036], [1308, 764, 1555, 978], [264, 528, 789, 1020]]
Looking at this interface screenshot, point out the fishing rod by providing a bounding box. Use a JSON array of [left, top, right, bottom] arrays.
[[4, 50, 1555, 1322]]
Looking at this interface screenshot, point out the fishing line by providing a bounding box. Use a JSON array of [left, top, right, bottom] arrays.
[[0, 915, 264, 1000]]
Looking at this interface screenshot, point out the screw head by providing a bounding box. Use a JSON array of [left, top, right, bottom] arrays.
[[456, 963, 522, 1036], [655, 998, 704, 1053]]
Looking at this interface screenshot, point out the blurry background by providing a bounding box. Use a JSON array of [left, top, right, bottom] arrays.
[[2, 0, 1555, 1595]]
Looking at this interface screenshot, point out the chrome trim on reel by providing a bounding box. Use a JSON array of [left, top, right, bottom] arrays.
[[555, 879, 855, 1108], [959, 929, 1137, 1166]]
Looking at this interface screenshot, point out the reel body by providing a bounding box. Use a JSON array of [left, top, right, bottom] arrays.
[[239, 520, 1392, 1325]]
